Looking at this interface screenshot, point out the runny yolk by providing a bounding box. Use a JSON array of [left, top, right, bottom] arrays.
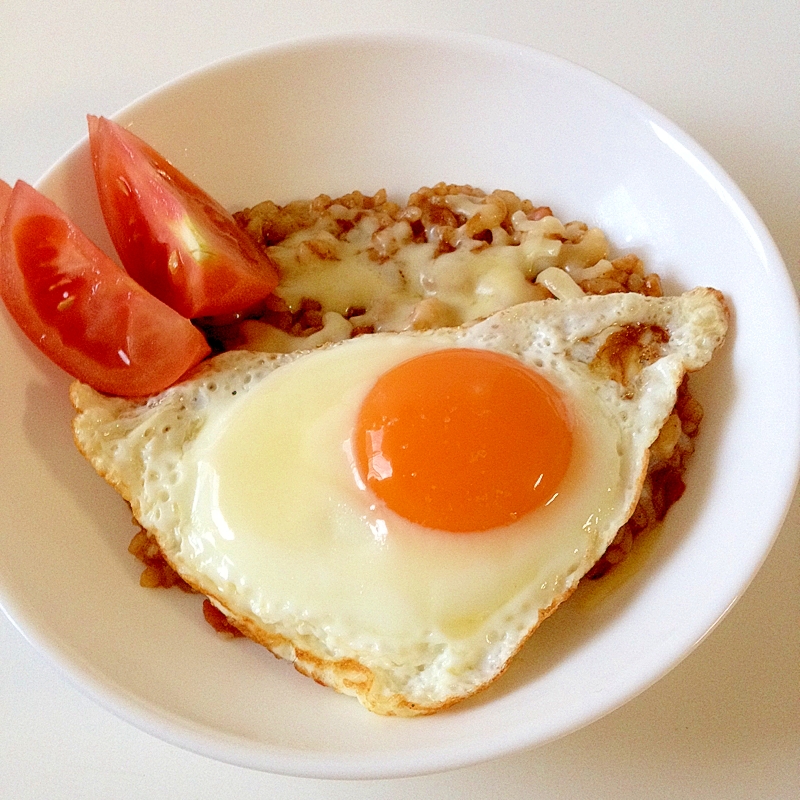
[[352, 348, 573, 532]]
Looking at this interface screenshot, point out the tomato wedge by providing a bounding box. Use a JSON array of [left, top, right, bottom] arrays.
[[0, 179, 11, 222], [0, 180, 210, 396], [88, 115, 279, 319]]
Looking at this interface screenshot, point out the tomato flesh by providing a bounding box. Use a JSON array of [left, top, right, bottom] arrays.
[[0, 180, 210, 396], [88, 115, 279, 319]]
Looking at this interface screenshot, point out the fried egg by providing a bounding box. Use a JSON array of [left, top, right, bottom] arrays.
[[71, 288, 728, 715]]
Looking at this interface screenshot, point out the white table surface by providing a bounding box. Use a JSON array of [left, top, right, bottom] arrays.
[[1, 2, 798, 797]]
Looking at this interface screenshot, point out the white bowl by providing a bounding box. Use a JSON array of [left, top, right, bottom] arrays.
[[1, 32, 798, 779]]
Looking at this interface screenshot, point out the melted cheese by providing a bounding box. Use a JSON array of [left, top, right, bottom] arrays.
[[242, 212, 589, 353]]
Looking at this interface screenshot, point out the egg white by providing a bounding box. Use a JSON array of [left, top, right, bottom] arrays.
[[71, 288, 728, 714]]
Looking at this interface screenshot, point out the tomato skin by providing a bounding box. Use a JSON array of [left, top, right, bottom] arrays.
[[0, 180, 211, 397], [0, 179, 11, 222], [88, 115, 279, 319]]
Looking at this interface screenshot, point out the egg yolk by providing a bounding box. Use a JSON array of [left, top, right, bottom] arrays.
[[352, 348, 573, 532]]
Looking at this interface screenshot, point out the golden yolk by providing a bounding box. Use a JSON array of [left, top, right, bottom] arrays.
[[352, 348, 573, 532]]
